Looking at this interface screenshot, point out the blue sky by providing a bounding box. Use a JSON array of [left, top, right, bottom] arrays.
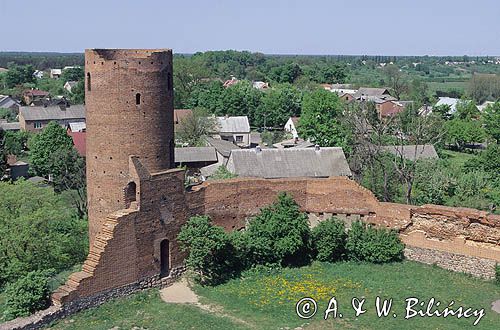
[[1, 0, 499, 55]]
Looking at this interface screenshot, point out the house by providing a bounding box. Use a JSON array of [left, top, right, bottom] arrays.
[[64, 81, 78, 93], [205, 137, 240, 163], [252, 81, 269, 90], [223, 76, 239, 88], [33, 70, 44, 79], [212, 116, 251, 147], [353, 87, 393, 99], [226, 146, 352, 178], [0, 95, 21, 111], [173, 109, 193, 132], [477, 101, 495, 112], [23, 89, 49, 105], [50, 69, 62, 79], [434, 97, 460, 114], [284, 116, 299, 139], [175, 147, 219, 169], [19, 104, 85, 132], [0, 120, 20, 132], [0, 67, 8, 73], [66, 122, 87, 156], [381, 145, 438, 161], [330, 84, 357, 97]]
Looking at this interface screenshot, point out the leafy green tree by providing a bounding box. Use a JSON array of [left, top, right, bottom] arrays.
[[383, 64, 408, 100], [3, 269, 53, 320], [455, 100, 480, 120], [174, 56, 210, 108], [2, 130, 29, 156], [311, 217, 347, 262], [445, 119, 485, 150], [298, 89, 352, 151], [29, 121, 74, 177], [219, 80, 262, 121], [0, 107, 17, 122], [177, 215, 239, 285], [268, 62, 302, 83], [305, 63, 348, 84], [60, 67, 84, 82], [188, 80, 224, 114], [0, 180, 88, 286], [244, 192, 311, 267], [176, 108, 217, 147], [254, 83, 301, 128], [4, 65, 35, 88], [69, 80, 85, 104], [483, 102, 500, 142]]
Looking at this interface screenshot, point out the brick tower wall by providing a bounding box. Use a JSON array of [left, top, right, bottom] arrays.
[[85, 49, 174, 245]]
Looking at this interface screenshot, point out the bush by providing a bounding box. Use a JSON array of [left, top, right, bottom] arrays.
[[3, 270, 53, 320], [177, 216, 239, 285], [311, 217, 347, 262], [346, 221, 404, 263], [244, 192, 311, 267]]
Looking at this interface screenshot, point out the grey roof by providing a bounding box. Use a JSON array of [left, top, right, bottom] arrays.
[[205, 137, 240, 158], [353, 87, 392, 98], [227, 147, 352, 178], [27, 176, 46, 184], [0, 96, 20, 109], [175, 147, 218, 163], [381, 145, 439, 161], [0, 121, 20, 131], [19, 104, 86, 121], [215, 116, 250, 133]]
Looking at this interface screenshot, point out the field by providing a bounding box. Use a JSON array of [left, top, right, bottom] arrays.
[[48, 261, 500, 330]]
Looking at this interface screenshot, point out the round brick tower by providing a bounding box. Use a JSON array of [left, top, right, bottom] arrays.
[[85, 49, 174, 245]]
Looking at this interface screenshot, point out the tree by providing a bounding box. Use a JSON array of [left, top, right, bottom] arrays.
[[173, 56, 210, 108], [188, 80, 224, 114], [298, 89, 352, 151], [176, 108, 217, 147], [48, 148, 87, 218], [0, 107, 17, 122], [268, 62, 302, 83], [483, 102, 500, 142], [254, 83, 301, 128], [69, 80, 85, 104], [445, 119, 485, 150], [60, 67, 84, 82], [219, 80, 262, 121], [311, 217, 347, 262], [177, 215, 238, 285], [455, 100, 479, 120], [383, 64, 408, 100], [29, 121, 74, 177], [244, 192, 311, 267], [0, 180, 88, 286], [4, 65, 35, 88], [209, 165, 237, 180], [2, 130, 29, 156]]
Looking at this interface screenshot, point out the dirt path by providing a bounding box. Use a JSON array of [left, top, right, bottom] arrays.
[[492, 299, 500, 314], [159, 278, 256, 328]]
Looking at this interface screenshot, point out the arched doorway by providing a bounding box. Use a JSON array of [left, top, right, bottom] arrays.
[[124, 182, 136, 208], [160, 239, 170, 277]]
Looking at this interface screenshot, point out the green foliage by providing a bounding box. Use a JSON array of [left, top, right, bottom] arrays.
[[412, 160, 454, 205], [298, 89, 352, 151], [0, 180, 88, 287], [268, 62, 302, 83], [4, 65, 35, 88], [60, 67, 84, 82], [254, 83, 301, 127], [244, 193, 311, 267], [209, 165, 237, 180], [29, 121, 74, 177], [3, 270, 53, 320], [69, 80, 85, 104], [345, 221, 404, 263], [455, 100, 480, 120], [445, 118, 485, 150], [2, 130, 29, 156], [177, 216, 239, 285], [483, 102, 500, 142], [303, 62, 348, 84], [261, 129, 286, 146], [311, 217, 347, 262], [0, 107, 17, 122], [176, 108, 217, 147], [220, 80, 262, 120], [496, 264, 500, 286]]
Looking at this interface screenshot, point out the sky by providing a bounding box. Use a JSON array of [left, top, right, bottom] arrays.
[[1, 0, 499, 55]]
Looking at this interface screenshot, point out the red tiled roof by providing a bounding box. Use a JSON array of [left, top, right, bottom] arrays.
[[68, 131, 86, 156]]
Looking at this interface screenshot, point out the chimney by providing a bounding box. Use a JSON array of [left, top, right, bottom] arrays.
[[315, 144, 320, 151]]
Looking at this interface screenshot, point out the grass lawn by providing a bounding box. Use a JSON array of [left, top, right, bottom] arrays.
[[47, 261, 500, 330], [428, 81, 468, 94], [0, 292, 6, 322], [440, 149, 477, 168]]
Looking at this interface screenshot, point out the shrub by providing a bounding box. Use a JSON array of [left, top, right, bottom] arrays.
[[244, 192, 311, 267], [495, 264, 500, 286], [311, 217, 347, 262], [177, 216, 239, 285], [346, 221, 404, 263], [3, 270, 53, 320]]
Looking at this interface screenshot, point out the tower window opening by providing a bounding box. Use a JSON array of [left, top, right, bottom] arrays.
[[167, 72, 173, 91], [136, 93, 141, 105], [124, 182, 137, 208], [87, 73, 91, 91]]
